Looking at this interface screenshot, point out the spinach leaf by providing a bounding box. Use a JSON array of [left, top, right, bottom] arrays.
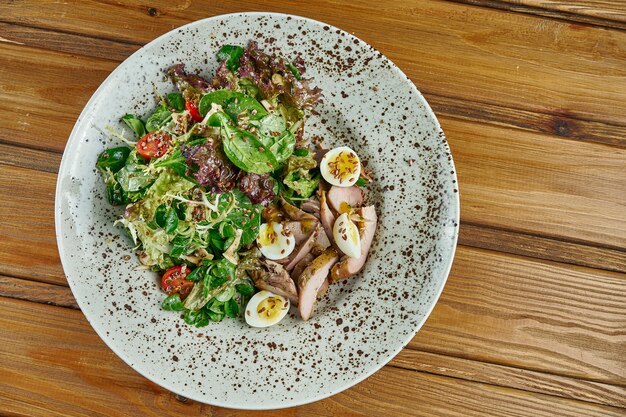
[[169, 239, 187, 258], [224, 298, 239, 318], [115, 163, 154, 192], [121, 114, 146, 138], [214, 286, 235, 302], [161, 294, 185, 311], [355, 177, 368, 187], [152, 148, 188, 176], [226, 190, 263, 245], [199, 90, 267, 119], [167, 93, 185, 112], [268, 130, 295, 164], [185, 264, 207, 281], [155, 204, 168, 228], [287, 62, 302, 80], [164, 207, 179, 234], [103, 172, 128, 206], [219, 116, 278, 174], [293, 148, 309, 157], [235, 283, 256, 297], [145, 105, 172, 132], [217, 45, 245, 72], [96, 146, 131, 173], [206, 308, 225, 322], [183, 308, 210, 327]]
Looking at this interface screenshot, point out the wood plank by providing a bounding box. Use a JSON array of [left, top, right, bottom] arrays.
[[0, 43, 116, 152], [445, 116, 626, 250], [1, 0, 626, 130], [427, 94, 626, 148], [0, 22, 138, 61], [410, 246, 626, 386], [1, 297, 624, 417], [0, 275, 78, 309], [0, 165, 65, 285], [0, 142, 61, 174], [390, 349, 626, 408], [453, 0, 626, 30], [460, 223, 626, 274]]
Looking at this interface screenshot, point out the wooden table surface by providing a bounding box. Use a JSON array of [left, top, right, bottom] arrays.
[[1, 1, 626, 416]]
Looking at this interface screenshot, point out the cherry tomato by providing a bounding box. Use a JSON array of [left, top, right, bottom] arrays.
[[136, 131, 172, 159], [161, 265, 194, 299], [185, 100, 203, 123]]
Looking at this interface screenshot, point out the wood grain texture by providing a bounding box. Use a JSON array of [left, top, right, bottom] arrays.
[[1, 271, 624, 408], [453, 0, 626, 30], [0, 275, 78, 309], [0, 165, 64, 285], [390, 349, 626, 408], [1, 0, 626, 136], [1, 296, 625, 417], [0, 43, 116, 152], [2, 1, 626, 414], [1, 23, 624, 149], [444, 116, 626, 250], [459, 223, 626, 274], [0, 142, 61, 174], [411, 246, 626, 385]]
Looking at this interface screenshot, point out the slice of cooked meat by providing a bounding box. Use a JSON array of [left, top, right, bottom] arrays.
[[284, 225, 321, 270], [291, 253, 315, 281], [327, 186, 364, 213], [281, 199, 318, 233], [283, 221, 309, 245], [296, 248, 339, 321], [330, 205, 377, 283], [301, 199, 321, 219], [317, 278, 330, 298], [311, 224, 331, 256], [319, 191, 338, 247], [248, 259, 298, 304]]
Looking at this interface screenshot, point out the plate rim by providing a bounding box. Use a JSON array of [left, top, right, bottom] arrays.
[[55, 11, 460, 409]]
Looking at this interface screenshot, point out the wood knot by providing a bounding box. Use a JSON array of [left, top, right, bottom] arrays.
[[553, 119, 570, 137], [147, 7, 158, 17]]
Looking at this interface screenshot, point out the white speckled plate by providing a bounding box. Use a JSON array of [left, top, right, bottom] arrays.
[[55, 12, 459, 410]]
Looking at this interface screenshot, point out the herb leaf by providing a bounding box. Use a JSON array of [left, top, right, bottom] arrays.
[[224, 298, 239, 318], [121, 114, 146, 138], [287, 62, 302, 80], [167, 93, 185, 112], [145, 105, 172, 132], [161, 294, 185, 311], [96, 147, 131, 173], [217, 45, 245, 72], [164, 207, 179, 234], [218, 115, 278, 174]]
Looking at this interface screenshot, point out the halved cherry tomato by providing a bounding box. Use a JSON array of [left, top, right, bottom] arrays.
[[185, 100, 203, 123], [136, 131, 172, 159], [161, 265, 194, 299]]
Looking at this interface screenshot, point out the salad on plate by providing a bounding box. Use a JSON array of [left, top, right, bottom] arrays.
[[95, 41, 377, 328]]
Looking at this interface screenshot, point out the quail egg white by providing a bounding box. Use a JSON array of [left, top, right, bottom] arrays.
[[257, 222, 295, 260], [245, 290, 290, 328], [332, 212, 362, 258], [320, 146, 361, 187]]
